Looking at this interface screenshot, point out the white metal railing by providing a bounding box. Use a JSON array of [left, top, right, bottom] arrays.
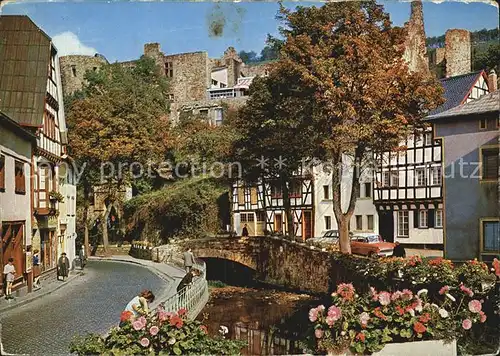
[[159, 259, 209, 320]]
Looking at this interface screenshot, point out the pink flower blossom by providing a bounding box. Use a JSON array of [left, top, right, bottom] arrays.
[[468, 300, 482, 313], [158, 311, 169, 322], [439, 286, 449, 295], [317, 305, 325, 312], [460, 284, 474, 297], [140, 337, 150, 347], [315, 329, 324, 339], [359, 312, 370, 327], [402, 289, 413, 301], [378, 292, 391, 306], [414, 297, 423, 312], [132, 320, 144, 331], [326, 316, 336, 326], [149, 326, 159, 336], [327, 306, 342, 321], [479, 311, 487, 323], [138, 316, 147, 328], [369, 287, 378, 301], [462, 319, 472, 330], [336, 283, 355, 301], [309, 308, 319, 322], [391, 291, 402, 301]]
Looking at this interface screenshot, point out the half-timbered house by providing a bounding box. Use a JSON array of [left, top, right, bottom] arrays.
[[373, 70, 492, 248], [232, 167, 314, 240], [0, 15, 74, 284]]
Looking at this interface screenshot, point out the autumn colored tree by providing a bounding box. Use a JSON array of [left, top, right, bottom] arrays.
[[66, 56, 170, 254], [231, 75, 322, 239], [269, 1, 443, 252]]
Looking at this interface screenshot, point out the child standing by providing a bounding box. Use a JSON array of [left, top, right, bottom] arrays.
[[3, 258, 16, 300]]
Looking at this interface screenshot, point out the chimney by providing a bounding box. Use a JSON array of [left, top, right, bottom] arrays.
[[403, 1, 429, 75], [144, 43, 161, 57], [488, 69, 498, 92], [444, 29, 471, 77]]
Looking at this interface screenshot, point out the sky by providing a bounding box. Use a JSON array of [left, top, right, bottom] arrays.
[[1, 1, 498, 62]]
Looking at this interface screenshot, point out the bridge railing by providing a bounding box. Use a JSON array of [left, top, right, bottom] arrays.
[[158, 258, 208, 320]]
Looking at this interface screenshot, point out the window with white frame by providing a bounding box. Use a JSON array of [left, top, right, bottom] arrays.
[[390, 171, 399, 187], [383, 171, 390, 187], [424, 132, 433, 146], [482, 220, 499, 252], [431, 166, 442, 185], [435, 209, 443, 228], [419, 210, 428, 228], [397, 211, 409, 237], [415, 168, 426, 186], [214, 108, 223, 126]]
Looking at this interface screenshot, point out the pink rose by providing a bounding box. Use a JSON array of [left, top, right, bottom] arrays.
[[315, 329, 324, 339], [468, 300, 482, 313], [158, 311, 169, 322], [378, 292, 391, 306], [138, 316, 147, 328], [359, 312, 370, 327], [439, 286, 449, 295], [317, 305, 325, 312], [326, 316, 336, 326], [479, 311, 487, 323], [309, 308, 318, 322], [132, 320, 144, 331], [369, 287, 378, 301], [460, 284, 474, 297], [140, 337, 150, 347], [327, 306, 342, 321], [402, 289, 413, 301], [149, 325, 159, 336], [462, 319, 472, 330]]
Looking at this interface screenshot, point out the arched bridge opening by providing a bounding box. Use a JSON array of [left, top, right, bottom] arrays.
[[198, 257, 257, 287]]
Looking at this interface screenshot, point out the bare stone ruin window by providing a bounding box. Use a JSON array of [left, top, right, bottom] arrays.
[[71, 65, 77, 77], [165, 62, 173, 78]]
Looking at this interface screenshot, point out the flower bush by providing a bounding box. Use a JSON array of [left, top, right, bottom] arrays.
[[69, 307, 245, 355], [305, 282, 492, 355]]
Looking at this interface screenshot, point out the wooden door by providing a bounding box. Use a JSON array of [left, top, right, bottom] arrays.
[[1, 223, 24, 286], [302, 211, 313, 240], [274, 213, 283, 233], [255, 211, 265, 236]]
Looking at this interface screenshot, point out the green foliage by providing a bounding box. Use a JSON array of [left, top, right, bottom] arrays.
[[426, 28, 498, 48], [473, 42, 500, 72], [124, 177, 226, 241], [238, 34, 283, 63], [49, 190, 65, 203], [208, 280, 228, 288], [70, 308, 245, 355]]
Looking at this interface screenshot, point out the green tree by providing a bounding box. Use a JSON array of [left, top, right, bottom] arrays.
[[269, 1, 443, 252], [238, 50, 258, 63], [231, 75, 321, 239], [66, 56, 171, 253], [473, 43, 500, 72]]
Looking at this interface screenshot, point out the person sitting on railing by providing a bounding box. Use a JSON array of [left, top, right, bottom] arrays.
[[177, 269, 200, 293], [124, 290, 155, 318]]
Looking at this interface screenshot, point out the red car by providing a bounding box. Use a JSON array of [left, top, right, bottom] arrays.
[[350, 234, 395, 258]]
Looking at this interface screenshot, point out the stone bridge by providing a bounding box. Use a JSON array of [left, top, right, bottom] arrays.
[[153, 236, 342, 294]]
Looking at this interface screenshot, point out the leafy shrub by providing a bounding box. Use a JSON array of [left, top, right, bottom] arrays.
[[69, 307, 245, 355]]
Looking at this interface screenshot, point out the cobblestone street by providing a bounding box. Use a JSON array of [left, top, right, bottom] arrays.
[[0, 260, 168, 355]]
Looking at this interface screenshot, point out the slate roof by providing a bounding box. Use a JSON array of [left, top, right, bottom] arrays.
[[429, 71, 484, 116], [427, 90, 499, 120], [0, 15, 52, 127]]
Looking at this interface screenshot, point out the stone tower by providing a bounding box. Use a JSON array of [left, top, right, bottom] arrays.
[[445, 29, 471, 77], [403, 1, 430, 75]]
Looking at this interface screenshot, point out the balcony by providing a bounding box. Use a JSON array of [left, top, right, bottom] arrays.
[[207, 77, 253, 100]]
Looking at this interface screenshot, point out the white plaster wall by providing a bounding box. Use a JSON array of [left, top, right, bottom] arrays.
[[211, 68, 228, 88], [313, 161, 378, 238], [393, 210, 444, 244]]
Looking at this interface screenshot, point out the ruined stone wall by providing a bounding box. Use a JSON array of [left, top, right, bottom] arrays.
[[59, 55, 108, 95], [402, 1, 429, 75], [445, 29, 471, 77], [242, 62, 273, 77], [163, 51, 210, 104]]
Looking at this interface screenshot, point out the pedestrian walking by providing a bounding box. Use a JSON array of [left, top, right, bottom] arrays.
[[33, 250, 41, 289], [57, 253, 70, 281], [183, 248, 195, 273], [79, 246, 87, 270], [124, 290, 155, 318], [3, 258, 16, 300], [242, 224, 249, 237], [392, 241, 406, 258]]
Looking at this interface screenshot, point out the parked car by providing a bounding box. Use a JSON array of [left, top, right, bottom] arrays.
[[306, 230, 354, 247], [350, 234, 395, 257]]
